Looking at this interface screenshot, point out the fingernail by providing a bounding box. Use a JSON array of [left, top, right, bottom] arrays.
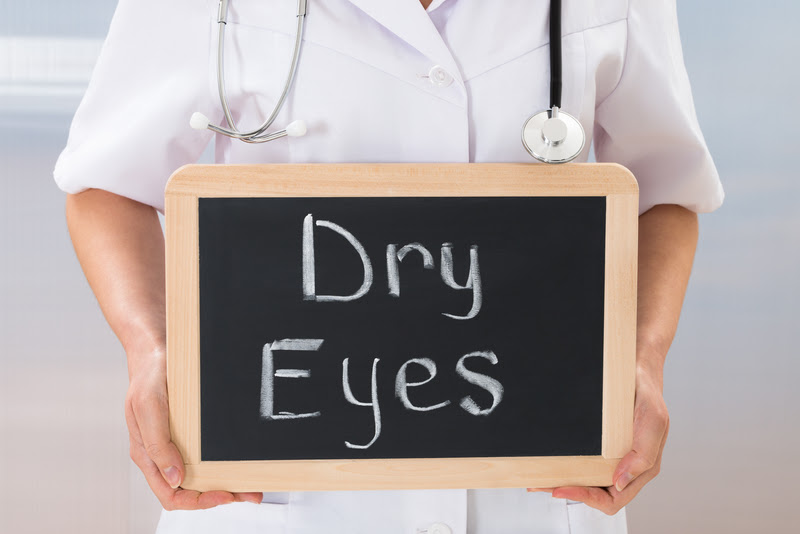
[[527, 488, 552, 493], [615, 472, 633, 492], [247, 495, 262, 504], [164, 466, 181, 489]]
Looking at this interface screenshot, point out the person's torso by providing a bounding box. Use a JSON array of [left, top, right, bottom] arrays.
[[210, 0, 628, 166]]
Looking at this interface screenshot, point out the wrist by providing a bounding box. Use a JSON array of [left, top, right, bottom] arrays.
[[121, 321, 167, 379], [635, 341, 666, 391], [119, 309, 165, 350], [126, 346, 167, 382]]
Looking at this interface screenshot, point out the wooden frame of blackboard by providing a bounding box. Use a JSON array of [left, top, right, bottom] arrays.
[[165, 163, 638, 492]]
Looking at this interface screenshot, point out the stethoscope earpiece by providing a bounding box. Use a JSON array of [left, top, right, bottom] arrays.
[[190, 112, 211, 131], [522, 106, 585, 164]]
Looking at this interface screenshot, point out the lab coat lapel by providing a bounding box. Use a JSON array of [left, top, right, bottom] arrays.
[[342, 0, 462, 82]]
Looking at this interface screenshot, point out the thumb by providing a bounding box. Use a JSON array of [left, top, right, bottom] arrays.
[[613, 449, 655, 493], [145, 440, 185, 489], [133, 392, 185, 489], [613, 410, 668, 492]]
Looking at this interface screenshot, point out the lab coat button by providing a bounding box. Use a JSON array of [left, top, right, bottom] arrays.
[[426, 65, 454, 87], [423, 523, 452, 534]]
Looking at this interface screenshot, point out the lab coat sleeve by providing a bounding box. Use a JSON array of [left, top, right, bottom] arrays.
[[593, 0, 724, 215], [53, 0, 217, 212]]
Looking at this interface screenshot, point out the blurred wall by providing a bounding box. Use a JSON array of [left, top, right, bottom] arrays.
[[1, 2, 164, 532], [1, 1, 798, 533]]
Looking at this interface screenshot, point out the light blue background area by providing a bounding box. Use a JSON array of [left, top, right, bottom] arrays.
[[1, 1, 798, 532]]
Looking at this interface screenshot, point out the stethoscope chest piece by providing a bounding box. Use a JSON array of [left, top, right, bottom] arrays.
[[521, 106, 585, 164]]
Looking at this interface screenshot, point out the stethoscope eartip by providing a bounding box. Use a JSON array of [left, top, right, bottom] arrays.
[[285, 120, 307, 137], [190, 112, 211, 130]]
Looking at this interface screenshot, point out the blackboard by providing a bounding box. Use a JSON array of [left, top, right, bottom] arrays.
[[199, 196, 605, 461], [165, 163, 638, 491]]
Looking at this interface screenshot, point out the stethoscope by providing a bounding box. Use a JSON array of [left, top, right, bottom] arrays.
[[190, 0, 585, 164]]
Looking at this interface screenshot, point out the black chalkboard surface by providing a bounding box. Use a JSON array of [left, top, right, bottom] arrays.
[[198, 197, 605, 461], [165, 163, 637, 491]]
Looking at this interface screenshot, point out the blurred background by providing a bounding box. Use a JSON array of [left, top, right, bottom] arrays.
[[1, 1, 798, 532]]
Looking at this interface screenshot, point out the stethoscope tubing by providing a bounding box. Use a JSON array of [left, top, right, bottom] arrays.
[[549, 0, 562, 110], [209, 0, 307, 143]]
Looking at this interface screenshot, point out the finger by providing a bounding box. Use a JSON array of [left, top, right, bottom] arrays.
[[132, 389, 185, 489], [551, 479, 634, 515], [173, 489, 239, 510], [613, 400, 668, 492], [233, 492, 264, 504], [611, 417, 670, 499], [555, 421, 671, 515], [608, 463, 654, 501], [551, 486, 615, 514], [131, 438, 235, 510]]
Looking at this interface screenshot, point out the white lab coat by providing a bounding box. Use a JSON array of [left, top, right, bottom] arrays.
[[54, 0, 723, 532]]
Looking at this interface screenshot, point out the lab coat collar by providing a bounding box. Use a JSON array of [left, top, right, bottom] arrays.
[[425, 0, 451, 13], [343, 0, 463, 84]]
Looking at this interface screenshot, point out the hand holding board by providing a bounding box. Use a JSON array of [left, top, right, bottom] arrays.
[[165, 163, 638, 492]]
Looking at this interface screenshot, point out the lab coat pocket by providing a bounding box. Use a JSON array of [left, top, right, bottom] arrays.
[[156, 502, 289, 534], [565, 501, 627, 534]]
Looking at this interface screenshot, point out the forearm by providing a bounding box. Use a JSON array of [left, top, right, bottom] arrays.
[[65, 189, 166, 376], [636, 204, 699, 386]]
